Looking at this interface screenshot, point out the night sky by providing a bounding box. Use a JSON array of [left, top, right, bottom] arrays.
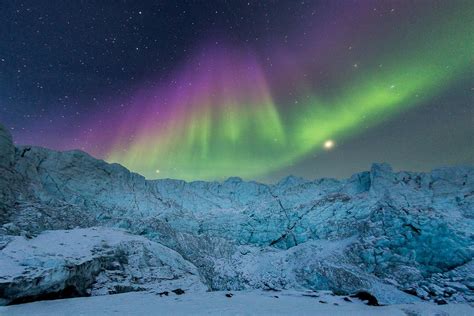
[[1, 0, 473, 182]]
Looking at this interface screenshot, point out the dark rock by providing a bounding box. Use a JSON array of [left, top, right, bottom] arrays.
[[350, 291, 379, 306], [172, 288, 185, 295], [302, 294, 319, 298], [20, 147, 31, 158], [403, 288, 418, 296], [225, 293, 233, 298]]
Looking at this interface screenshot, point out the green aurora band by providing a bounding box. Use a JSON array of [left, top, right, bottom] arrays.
[[104, 5, 473, 181]]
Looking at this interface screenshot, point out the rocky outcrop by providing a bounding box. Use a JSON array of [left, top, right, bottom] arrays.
[[0, 228, 205, 305], [0, 122, 473, 304]]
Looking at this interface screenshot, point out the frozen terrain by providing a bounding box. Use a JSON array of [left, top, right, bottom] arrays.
[[0, 228, 205, 305], [0, 122, 473, 312], [1, 290, 473, 316]]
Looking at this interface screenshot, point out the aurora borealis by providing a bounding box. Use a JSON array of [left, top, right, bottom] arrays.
[[1, 1, 473, 181]]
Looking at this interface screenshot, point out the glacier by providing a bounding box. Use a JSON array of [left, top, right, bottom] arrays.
[[0, 123, 473, 307]]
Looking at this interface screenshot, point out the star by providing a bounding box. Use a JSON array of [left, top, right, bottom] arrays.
[[323, 140, 335, 150]]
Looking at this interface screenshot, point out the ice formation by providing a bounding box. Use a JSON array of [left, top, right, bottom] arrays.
[[0, 123, 472, 306]]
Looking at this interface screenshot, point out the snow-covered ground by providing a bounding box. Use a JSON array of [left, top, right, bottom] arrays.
[[1, 290, 472, 316]]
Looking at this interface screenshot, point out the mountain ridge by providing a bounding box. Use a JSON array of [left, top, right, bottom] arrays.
[[0, 123, 473, 305]]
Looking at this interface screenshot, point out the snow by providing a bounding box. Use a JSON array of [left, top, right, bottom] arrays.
[[1, 290, 472, 316], [0, 228, 205, 305], [0, 122, 473, 307]]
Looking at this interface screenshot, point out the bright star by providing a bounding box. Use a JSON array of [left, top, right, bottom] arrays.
[[323, 140, 335, 150]]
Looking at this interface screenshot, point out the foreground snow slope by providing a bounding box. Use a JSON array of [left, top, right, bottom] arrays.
[[1, 290, 472, 316], [0, 123, 473, 305], [0, 228, 205, 305]]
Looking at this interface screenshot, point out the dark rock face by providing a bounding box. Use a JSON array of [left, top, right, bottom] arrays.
[[351, 291, 379, 306]]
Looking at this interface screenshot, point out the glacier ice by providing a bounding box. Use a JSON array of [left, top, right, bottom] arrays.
[[0, 123, 472, 305]]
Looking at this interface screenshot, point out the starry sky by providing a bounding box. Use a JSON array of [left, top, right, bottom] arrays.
[[1, 0, 473, 182]]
